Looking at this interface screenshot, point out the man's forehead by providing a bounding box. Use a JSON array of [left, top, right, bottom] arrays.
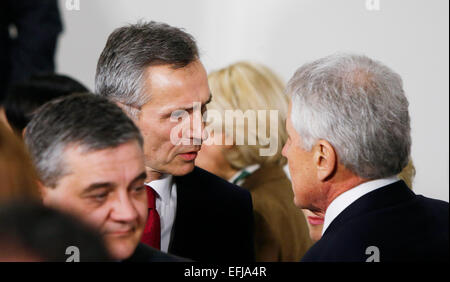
[[62, 142, 144, 174], [286, 103, 294, 129], [59, 150, 145, 191], [141, 64, 211, 111], [144, 60, 207, 83]]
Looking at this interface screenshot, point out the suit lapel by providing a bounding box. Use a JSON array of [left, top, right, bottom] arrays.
[[168, 168, 197, 253]]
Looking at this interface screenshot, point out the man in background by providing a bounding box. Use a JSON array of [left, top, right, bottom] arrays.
[[95, 21, 254, 262], [0, 202, 111, 262], [2, 73, 88, 136], [25, 94, 182, 261], [282, 53, 449, 262]]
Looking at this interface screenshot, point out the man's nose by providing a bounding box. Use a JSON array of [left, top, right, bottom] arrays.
[[111, 194, 139, 223], [191, 108, 206, 145]]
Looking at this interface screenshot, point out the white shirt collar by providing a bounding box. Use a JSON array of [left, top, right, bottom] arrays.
[[228, 164, 261, 185], [145, 174, 173, 202], [322, 176, 399, 235]]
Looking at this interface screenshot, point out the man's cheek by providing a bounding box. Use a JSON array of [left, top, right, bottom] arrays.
[[134, 202, 148, 227], [83, 209, 108, 231]]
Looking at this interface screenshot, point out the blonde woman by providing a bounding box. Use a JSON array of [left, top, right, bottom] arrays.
[[196, 61, 313, 261]]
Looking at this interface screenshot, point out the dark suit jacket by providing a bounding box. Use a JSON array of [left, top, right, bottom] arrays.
[[124, 243, 189, 262], [241, 165, 312, 261], [169, 167, 255, 262], [301, 181, 449, 262]]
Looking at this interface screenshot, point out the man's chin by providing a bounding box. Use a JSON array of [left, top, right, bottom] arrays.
[[107, 241, 137, 261], [104, 234, 140, 261], [293, 196, 303, 209], [165, 161, 196, 176]]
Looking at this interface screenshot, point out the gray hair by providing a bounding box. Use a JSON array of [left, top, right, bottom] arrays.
[[24, 93, 144, 188], [286, 53, 411, 179], [94, 21, 199, 119]]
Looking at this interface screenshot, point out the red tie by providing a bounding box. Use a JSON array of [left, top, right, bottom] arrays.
[[141, 186, 161, 250]]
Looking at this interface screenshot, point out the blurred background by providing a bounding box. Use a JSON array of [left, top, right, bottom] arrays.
[[56, 0, 448, 201]]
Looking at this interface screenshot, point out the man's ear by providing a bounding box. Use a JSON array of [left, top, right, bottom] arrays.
[[313, 139, 337, 181]]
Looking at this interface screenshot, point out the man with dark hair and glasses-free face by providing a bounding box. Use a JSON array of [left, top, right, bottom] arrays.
[[95, 21, 254, 262], [25, 94, 182, 261]]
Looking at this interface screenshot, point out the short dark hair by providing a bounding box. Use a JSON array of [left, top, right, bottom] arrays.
[[3, 73, 89, 135], [24, 93, 143, 187], [95, 21, 199, 118], [0, 201, 111, 261]]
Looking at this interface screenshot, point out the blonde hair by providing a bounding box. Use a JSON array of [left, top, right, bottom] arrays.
[[398, 159, 415, 189], [0, 123, 40, 202], [207, 61, 289, 169]]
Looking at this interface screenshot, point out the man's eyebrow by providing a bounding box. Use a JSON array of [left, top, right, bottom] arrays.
[[80, 172, 147, 195], [81, 182, 114, 195], [130, 172, 147, 185], [181, 93, 213, 111], [162, 93, 213, 115]]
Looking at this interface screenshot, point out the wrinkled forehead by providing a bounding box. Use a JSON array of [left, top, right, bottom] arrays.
[[140, 62, 211, 114], [145, 61, 208, 93], [60, 141, 145, 183]]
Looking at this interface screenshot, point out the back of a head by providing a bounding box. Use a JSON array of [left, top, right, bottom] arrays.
[[286, 53, 411, 179], [0, 122, 40, 202], [95, 21, 199, 118], [0, 201, 110, 261], [3, 73, 89, 135], [24, 93, 143, 188], [207, 61, 289, 169]]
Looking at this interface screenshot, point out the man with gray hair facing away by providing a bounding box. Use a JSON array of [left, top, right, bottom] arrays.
[[95, 21, 254, 262], [282, 53, 448, 262], [25, 94, 182, 262]]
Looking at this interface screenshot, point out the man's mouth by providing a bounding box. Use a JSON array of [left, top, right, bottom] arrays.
[[307, 216, 324, 226], [179, 151, 198, 161], [105, 228, 134, 237]]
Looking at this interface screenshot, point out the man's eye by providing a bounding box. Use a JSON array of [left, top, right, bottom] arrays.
[[171, 110, 186, 119], [92, 193, 108, 202], [132, 186, 146, 193]]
